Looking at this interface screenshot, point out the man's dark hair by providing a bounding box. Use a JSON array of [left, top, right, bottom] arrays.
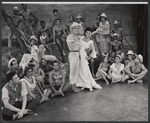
[[52, 61, 59, 66], [53, 9, 58, 14], [40, 20, 45, 25], [22, 3, 27, 6], [55, 18, 61, 22], [84, 27, 92, 36], [69, 15, 74, 19], [6, 71, 16, 82]]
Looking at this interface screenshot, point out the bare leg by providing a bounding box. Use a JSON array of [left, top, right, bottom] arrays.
[[62, 82, 72, 94], [122, 75, 129, 82], [128, 73, 146, 84], [71, 84, 80, 93], [44, 89, 51, 100], [99, 71, 109, 84]]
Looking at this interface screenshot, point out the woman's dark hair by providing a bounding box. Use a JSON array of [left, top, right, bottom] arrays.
[[84, 27, 92, 36], [40, 20, 45, 25], [53, 9, 58, 14], [6, 71, 16, 82], [55, 18, 61, 22], [24, 66, 33, 76]]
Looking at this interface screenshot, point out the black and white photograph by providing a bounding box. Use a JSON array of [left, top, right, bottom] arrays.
[[1, 2, 148, 121]]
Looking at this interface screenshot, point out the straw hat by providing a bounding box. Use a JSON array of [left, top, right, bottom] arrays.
[[13, 6, 19, 11], [76, 14, 82, 19], [29, 36, 38, 44], [137, 54, 143, 63], [126, 50, 134, 55], [112, 33, 119, 38], [116, 55, 122, 61], [100, 13, 107, 18], [8, 58, 17, 69], [114, 20, 119, 25]]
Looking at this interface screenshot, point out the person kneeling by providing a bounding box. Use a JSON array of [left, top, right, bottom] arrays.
[[124, 54, 148, 84], [49, 61, 71, 97], [2, 71, 40, 121]]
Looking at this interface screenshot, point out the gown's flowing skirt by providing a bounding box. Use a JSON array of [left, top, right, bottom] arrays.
[[76, 48, 102, 89]]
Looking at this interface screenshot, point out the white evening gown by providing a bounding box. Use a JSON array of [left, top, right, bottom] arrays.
[[76, 38, 102, 89]]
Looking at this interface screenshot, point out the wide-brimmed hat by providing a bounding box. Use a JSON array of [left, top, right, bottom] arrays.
[[137, 54, 143, 63], [8, 58, 17, 69], [114, 20, 119, 25], [70, 22, 79, 29], [13, 6, 19, 11], [112, 33, 119, 38], [126, 50, 134, 55], [76, 14, 82, 19], [116, 55, 122, 61], [100, 13, 107, 18], [29, 36, 38, 44]]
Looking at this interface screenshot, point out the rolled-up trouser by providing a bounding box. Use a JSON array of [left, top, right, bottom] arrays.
[[2, 98, 40, 121], [68, 52, 80, 85]]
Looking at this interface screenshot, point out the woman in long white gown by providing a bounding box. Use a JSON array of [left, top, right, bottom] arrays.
[[76, 27, 102, 91]]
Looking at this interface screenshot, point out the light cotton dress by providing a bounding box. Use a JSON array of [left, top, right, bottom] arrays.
[[110, 63, 124, 82], [76, 37, 102, 89]]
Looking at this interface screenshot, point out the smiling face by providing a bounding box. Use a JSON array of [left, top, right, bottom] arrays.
[[11, 74, 20, 84], [127, 54, 133, 60], [69, 16, 74, 22], [56, 19, 61, 25], [72, 26, 79, 35], [115, 56, 121, 63], [76, 18, 81, 23], [11, 60, 19, 69], [85, 30, 92, 38], [26, 68, 33, 77], [13, 10, 19, 15], [134, 57, 140, 63], [53, 62, 59, 71]]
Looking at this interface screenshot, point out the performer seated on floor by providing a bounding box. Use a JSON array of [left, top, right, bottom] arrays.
[[2, 71, 40, 121], [49, 61, 71, 98], [109, 33, 124, 62], [95, 54, 110, 84], [124, 54, 148, 84], [21, 66, 51, 104], [124, 50, 135, 67], [8, 58, 24, 79], [108, 55, 127, 83]]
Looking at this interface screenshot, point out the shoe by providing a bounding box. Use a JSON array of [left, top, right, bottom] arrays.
[[80, 87, 85, 90]]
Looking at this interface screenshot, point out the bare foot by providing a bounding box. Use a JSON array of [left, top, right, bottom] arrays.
[[128, 80, 135, 84], [137, 80, 143, 84], [89, 88, 93, 92], [72, 86, 80, 93], [106, 81, 109, 85]]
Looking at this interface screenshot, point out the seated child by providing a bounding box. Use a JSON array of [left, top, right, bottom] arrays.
[[95, 55, 110, 84]]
